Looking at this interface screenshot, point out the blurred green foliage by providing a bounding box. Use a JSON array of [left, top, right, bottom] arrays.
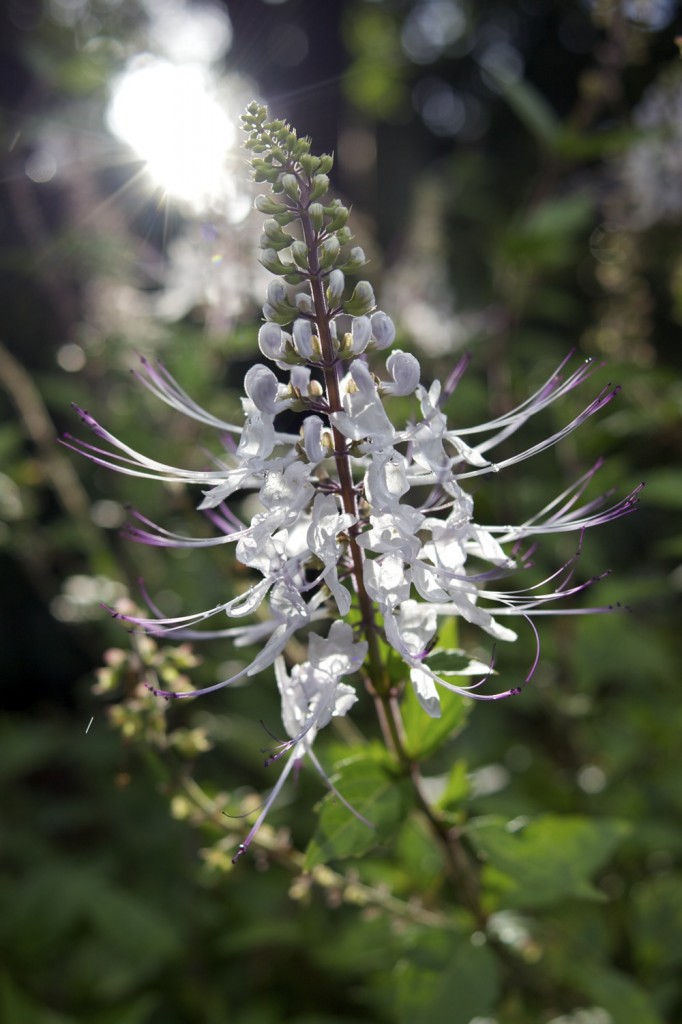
[[1, 0, 681, 1022]]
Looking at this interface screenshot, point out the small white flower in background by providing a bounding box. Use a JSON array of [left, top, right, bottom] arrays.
[[65, 104, 641, 859]]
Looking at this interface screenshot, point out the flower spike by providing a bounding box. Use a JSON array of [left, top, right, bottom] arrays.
[[68, 103, 638, 858]]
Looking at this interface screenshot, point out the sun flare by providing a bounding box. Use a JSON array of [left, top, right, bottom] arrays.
[[107, 56, 237, 212]]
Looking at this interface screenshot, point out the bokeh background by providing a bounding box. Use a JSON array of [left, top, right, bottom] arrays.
[[1, 1, 681, 1022]]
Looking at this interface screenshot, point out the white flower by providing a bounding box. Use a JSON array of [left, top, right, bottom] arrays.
[[370, 311, 396, 350], [383, 350, 421, 396], [232, 623, 367, 861], [331, 360, 395, 446], [307, 493, 355, 615], [66, 349, 638, 721]]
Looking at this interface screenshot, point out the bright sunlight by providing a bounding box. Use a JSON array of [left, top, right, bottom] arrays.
[[107, 56, 237, 212]]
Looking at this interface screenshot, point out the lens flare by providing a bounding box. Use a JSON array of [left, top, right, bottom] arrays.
[[107, 56, 236, 212]]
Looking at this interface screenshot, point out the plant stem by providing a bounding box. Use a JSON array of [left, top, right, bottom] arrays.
[[298, 198, 388, 695]]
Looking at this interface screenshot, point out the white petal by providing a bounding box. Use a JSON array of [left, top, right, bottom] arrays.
[[371, 311, 396, 350], [410, 667, 441, 718], [385, 350, 420, 396], [293, 318, 314, 359], [244, 364, 279, 415]]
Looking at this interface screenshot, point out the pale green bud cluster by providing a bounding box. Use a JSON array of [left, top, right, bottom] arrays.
[[241, 102, 382, 345]]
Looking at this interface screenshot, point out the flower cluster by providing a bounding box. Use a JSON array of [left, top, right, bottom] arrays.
[[66, 103, 640, 858]]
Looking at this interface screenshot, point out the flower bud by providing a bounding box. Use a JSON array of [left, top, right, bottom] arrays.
[[263, 219, 290, 244], [326, 269, 345, 305], [267, 280, 288, 307], [371, 311, 396, 350], [281, 173, 301, 201], [255, 194, 283, 215], [262, 302, 296, 326], [295, 292, 314, 315], [309, 173, 330, 202], [260, 249, 291, 275], [326, 201, 349, 232], [340, 246, 366, 273], [343, 280, 375, 317], [271, 208, 295, 227], [244, 364, 279, 415], [299, 154, 320, 177], [309, 203, 325, 232], [292, 318, 314, 359], [319, 236, 340, 270], [290, 240, 310, 270]]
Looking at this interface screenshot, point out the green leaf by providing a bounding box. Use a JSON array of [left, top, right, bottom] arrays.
[[0, 972, 76, 1024], [391, 939, 499, 1024], [304, 757, 411, 869], [501, 195, 594, 272], [402, 676, 471, 761], [86, 885, 181, 969], [562, 963, 666, 1024], [631, 873, 682, 973], [468, 815, 631, 909], [436, 759, 470, 812], [395, 815, 447, 889]]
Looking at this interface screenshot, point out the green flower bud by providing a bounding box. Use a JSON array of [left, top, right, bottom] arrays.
[[272, 209, 295, 227], [260, 248, 293, 275], [309, 203, 325, 232], [290, 240, 310, 270], [259, 231, 290, 253], [343, 280, 376, 317], [262, 303, 296, 326], [318, 154, 334, 174], [254, 194, 283, 215], [281, 174, 301, 201], [252, 158, 280, 184], [309, 174, 330, 202], [326, 268, 345, 306], [299, 154, 320, 177], [263, 218, 291, 244], [335, 226, 353, 246], [318, 235, 340, 270], [263, 279, 298, 322], [339, 246, 367, 273], [325, 201, 349, 232]]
